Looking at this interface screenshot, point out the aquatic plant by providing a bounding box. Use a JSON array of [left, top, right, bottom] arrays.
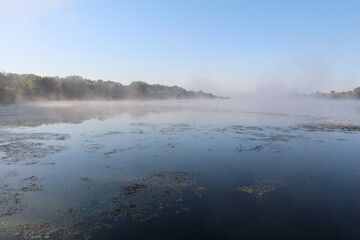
[[237, 180, 282, 200]]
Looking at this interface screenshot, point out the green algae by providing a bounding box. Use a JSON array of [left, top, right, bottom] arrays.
[[237, 186, 255, 194], [194, 187, 206, 198], [237, 180, 282, 200]]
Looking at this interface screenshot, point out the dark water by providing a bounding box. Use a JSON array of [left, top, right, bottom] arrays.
[[0, 99, 360, 239]]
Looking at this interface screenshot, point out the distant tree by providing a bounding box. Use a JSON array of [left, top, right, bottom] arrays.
[[0, 83, 6, 103], [20, 74, 42, 97], [0, 72, 223, 103], [354, 87, 360, 100]]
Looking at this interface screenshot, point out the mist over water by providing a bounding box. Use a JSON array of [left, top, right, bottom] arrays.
[[1, 98, 359, 126]]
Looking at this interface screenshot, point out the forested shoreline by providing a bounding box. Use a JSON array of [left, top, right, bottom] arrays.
[[305, 88, 360, 100], [0, 72, 225, 103]]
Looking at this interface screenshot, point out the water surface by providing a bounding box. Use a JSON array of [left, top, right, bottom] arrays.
[[0, 99, 360, 239]]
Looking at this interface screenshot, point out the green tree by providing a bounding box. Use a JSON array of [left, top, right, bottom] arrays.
[[354, 87, 360, 100]]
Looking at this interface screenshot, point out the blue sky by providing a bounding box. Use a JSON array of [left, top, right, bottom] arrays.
[[0, 0, 359, 95]]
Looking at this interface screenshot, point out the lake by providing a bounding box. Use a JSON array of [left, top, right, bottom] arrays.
[[0, 99, 360, 240]]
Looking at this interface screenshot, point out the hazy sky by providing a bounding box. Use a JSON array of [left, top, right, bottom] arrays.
[[1, 0, 359, 96]]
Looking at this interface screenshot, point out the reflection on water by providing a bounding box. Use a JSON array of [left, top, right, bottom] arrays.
[[0, 99, 360, 239]]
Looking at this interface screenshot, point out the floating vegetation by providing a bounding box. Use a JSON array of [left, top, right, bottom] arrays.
[[237, 180, 282, 200], [92, 131, 125, 138], [0, 174, 45, 219], [81, 141, 104, 153], [236, 145, 263, 152], [284, 175, 314, 184], [130, 129, 145, 134], [0, 132, 69, 164], [0, 171, 22, 218], [0, 192, 22, 218], [194, 187, 206, 198], [231, 125, 265, 132], [126, 170, 198, 188], [160, 123, 195, 134], [215, 124, 356, 154], [103, 144, 151, 157], [20, 221, 52, 239], [215, 125, 307, 154], [121, 183, 147, 196], [103, 149, 118, 156], [130, 122, 158, 129], [0, 170, 200, 239], [300, 123, 360, 132], [80, 177, 91, 182], [20, 176, 44, 192], [237, 186, 254, 194], [74, 170, 199, 237], [336, 138, 347, 141], [162, 142, 179, 151]]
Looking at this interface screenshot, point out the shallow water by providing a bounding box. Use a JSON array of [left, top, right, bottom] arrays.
[[0, 99, 360, 240]]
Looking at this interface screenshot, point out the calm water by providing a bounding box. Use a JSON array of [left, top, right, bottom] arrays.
[[0, 99, 360, 240]]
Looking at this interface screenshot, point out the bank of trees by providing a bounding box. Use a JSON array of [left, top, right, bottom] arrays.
[[308, 88, 360, 100], [0, 72, 220, 103], [354, 87, 360, 99]]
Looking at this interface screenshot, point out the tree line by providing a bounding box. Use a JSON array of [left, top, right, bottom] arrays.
[[0, 72, 223, 103], [306, 88, 360, 100]]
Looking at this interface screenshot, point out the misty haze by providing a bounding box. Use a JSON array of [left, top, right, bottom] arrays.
[[1, 1, 360, 240]]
